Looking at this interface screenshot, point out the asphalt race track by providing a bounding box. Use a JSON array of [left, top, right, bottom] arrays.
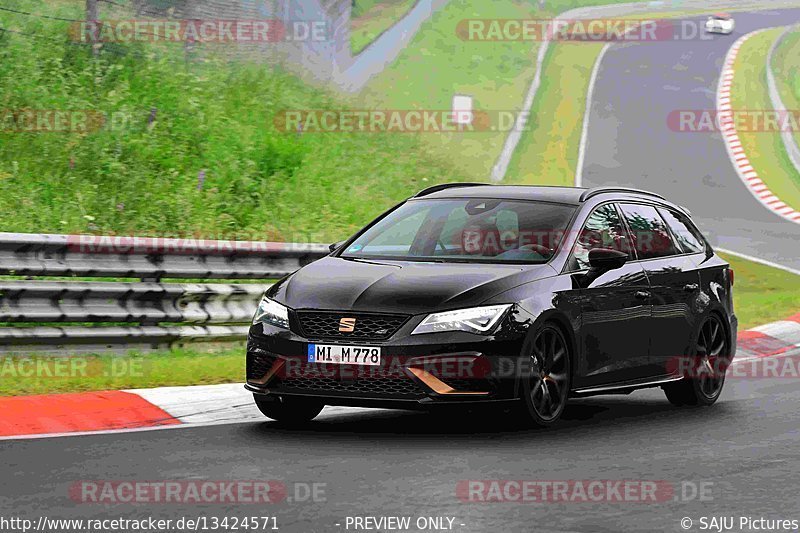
[[3, 360, 800, 533], [581, 9, 800, 270], [4, 8, 800, 533]]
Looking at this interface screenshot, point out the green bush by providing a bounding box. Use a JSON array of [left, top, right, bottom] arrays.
[[0, 0, 461, 242]]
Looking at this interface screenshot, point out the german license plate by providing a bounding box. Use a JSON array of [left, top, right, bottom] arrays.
[[307, 344, 381, 366]]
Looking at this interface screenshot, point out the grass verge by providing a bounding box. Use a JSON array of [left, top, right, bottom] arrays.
[[720, 252, 800, 330], [357, 0, 666, 182], [772, 28, 800, 155], [351, 0, 418, 55], [730, 28, 800, 211], [505, 42, 605, 185], [359, 0, 544, 181], [0, 344, 244, 397], [0, 0, 463, 242]]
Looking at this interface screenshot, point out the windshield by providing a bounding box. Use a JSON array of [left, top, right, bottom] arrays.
[[340, 198, 576, 264]]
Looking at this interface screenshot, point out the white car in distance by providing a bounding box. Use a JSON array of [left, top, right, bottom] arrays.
[[705, 13, 735, 35]]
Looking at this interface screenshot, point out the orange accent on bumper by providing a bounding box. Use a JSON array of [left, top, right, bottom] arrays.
[[408, 367, 490, 395], [248, 359, 286, 386]]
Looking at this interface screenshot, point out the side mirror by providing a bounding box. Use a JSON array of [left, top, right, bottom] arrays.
[[588, 248, 628, 272], [576, 248, 629, 289], [329, 241, 346, 253]]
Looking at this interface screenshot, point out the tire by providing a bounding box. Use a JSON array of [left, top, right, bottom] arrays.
[[253, 395, 324, 424], [517, 323, 572, 427], [663, 314, 729, 407]]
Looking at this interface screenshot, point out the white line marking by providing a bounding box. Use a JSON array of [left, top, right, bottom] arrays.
[[716, 247, 800, 276], [490, 24, 553, 182], [575, 42, 612, 188], [0, 420, 236, 442], [753, 321, 800, 343], [0, 403, 368, 441], [733, 345, 800, 365], [128, 383, 262, 424]]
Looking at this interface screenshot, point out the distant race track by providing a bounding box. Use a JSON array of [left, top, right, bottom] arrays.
[[580, 9, 800, 270]]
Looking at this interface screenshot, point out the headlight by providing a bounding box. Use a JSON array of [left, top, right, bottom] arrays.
[[412, 304, 512, 335], [252, 296, 290, 329]]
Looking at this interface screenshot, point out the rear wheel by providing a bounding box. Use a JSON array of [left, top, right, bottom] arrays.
[[518, 324, 571, 426], [663, 315, 729, 407], [253, 395, 324, 424]]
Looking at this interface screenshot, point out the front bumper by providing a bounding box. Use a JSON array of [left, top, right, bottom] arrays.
[[244, 315, 529, 407], [705, 24, 734, 34]]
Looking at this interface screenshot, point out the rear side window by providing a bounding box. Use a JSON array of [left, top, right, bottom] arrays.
[[618, 203, 679, 260], [658, 208, 706, 254]]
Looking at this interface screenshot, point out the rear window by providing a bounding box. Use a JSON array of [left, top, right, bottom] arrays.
[[341, 198, 576, 264], [618, 203, 679, 260]]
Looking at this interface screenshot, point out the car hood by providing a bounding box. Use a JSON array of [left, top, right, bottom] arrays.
[[268, 256, 557, 315]]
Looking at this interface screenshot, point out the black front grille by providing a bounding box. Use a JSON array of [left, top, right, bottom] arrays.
[[295, 311, 409, 341], [273, 363, 424, 398]]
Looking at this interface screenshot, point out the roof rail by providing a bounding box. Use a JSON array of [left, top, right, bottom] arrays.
[[579, 186, 666, 202], [414, 182, 486, 198]]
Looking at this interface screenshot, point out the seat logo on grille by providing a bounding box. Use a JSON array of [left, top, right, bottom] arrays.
[[338, 317, 357, 333]]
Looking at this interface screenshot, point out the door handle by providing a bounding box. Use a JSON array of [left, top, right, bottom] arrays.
[[635, 291, 651, 300], [683, 283, 699, 292]]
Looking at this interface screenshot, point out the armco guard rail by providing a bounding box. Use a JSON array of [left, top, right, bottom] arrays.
[[0, 233, 330, 354]]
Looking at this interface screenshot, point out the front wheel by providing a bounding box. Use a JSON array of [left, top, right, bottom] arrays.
[[254, 395, 324, 424], [663, 315, 729, 407], [517, 323, 571, 426]]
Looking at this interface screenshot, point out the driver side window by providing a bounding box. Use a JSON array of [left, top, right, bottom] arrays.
[[568, 203, 631, 271]]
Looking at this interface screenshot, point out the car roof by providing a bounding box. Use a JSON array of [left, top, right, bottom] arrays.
[[711, 12, 731, 18], [413, 184, 677, 208], [415, 185, 589, 205]]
